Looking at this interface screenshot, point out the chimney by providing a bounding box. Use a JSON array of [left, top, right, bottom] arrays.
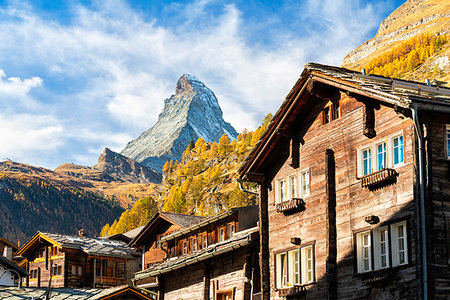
[[3, 245, 13, 261], [361, 68, 367, 75], [78, 229, 86, 237], [425, 79, 431, 86]]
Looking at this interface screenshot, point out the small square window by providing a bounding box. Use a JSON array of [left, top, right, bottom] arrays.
[[322, 107, 330, 124]]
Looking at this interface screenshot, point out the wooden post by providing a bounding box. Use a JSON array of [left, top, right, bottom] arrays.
[[363, 103, 376, 138], [289, 137, 300, 169], [203, 261, 211, 300], [259, 181, 270, 300], [93, 258, 96, 288], [325, 149, 337, 300], [157, 275, 164, 300]]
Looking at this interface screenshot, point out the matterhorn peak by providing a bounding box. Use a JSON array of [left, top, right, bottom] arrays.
[[121, 75, 237, 172]]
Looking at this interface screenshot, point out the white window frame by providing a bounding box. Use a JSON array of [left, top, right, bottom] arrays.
[[218, 226, 226, 243], [299, 169, 310, 198], [391, 221, 408, 267], [356, 221, 408, 274], [181, 240, 188, 255], [356, 231, 372, 273], [391, 134, 404, 167], [373, 226, 390, 269], [446, 125, 450, 160], [277, 178, 287, 204], [288, 174, 298, 199], [360, 147, 372, 176], [200, 233, 207, 249], [190, 237, 197, 252], [276, 252, 288, 288], [375, 142, 387, 171], [288, 249, 300, 285], [301, 245, 314, 284]]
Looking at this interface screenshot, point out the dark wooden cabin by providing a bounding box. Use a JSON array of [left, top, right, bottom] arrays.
[[129, 212, 205, 290], [136, 206, 260, 300], [17, 231, 140, 288], [239, 63, 450, 299]]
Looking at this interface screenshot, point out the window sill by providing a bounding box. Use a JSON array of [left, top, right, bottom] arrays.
[[358, 168, 398, 189], [276, 198, 306, 213]]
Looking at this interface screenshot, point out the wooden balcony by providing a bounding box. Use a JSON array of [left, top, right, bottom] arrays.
[[276, 198, 305, 213], [94, 276, 125, 286], [360, 168, 398, 188], [361, 268, 396, 284], [278, 285, 306, 297]]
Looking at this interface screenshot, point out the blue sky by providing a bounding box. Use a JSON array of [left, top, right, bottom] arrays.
[[0, 0, 404, 169]]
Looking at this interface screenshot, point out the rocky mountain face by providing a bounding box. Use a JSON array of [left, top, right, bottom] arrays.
[[342, 0, 450, 82], [92, 148, 162, 184], [121, 74, 238, 172]]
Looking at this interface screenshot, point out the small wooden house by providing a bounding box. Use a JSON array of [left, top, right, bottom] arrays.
[[136, 206, 260, 300], [17, 231, 140, 288], [129, 212, 205, 290], [239, 63, 450, 299], [0, 255, 27, 287]]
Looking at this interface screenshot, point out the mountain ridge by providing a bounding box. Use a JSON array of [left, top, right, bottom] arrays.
[[121, 74, 238, 172]]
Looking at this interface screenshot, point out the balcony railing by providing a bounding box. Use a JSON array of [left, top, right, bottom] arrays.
[[94, 276, 125, 286], [360, 168, 398, 188], [278, 285, 306, 297], [276, 198, 305, 213]]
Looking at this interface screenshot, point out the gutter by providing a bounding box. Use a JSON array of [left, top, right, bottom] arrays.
[[410, 104, 428, 300], [237, 178, 258, 195]]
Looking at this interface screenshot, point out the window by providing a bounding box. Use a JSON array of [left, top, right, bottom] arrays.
[[362, 148, 372, 176], [182, 240, 188, 255], [218, 227, 226, 243], [289, 175, 298, 199], [446, 125, 450, 159], [226, 223, 235, 239], [332, 102, 340, 119], [301, 246, 314, 284], [190, 237, 197, 252], [277, 179, 286, 204], [322, 107, 330, 124], [200, 233, 208, 249], [356, 221, 408, 273], [376, 142, 386, 171], [276, 245, 315, 288], [392, 135, 404, 166], [58, 266, 62, 275], [300, 169, 310, 197]]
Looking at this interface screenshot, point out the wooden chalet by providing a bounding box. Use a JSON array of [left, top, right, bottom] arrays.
[[17, 230, 140, 289], [135, 206, 260, 300], [239, 63, 450, 299], [129, 212, 205, 290]]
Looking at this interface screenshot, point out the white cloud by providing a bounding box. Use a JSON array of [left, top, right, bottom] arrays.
[[0, 0, 391, 167]]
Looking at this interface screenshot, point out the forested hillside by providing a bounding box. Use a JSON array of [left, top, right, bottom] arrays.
[[364, 33, 448, 79], [101, 114, 272, 236], [0, 173, 123, 243]]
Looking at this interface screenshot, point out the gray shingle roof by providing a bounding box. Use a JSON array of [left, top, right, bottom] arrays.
[[42, 232, 138, 259], [0, 287, 102, 300], [160, 212, 205, 227], [0, 256, 28, 277], [136, 227, 258, 277]]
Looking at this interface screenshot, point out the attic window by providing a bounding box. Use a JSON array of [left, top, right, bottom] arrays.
[[322, 101, 340, 125]]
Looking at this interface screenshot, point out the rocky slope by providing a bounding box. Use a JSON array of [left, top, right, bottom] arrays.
[[92, 148, 162, 184], [342, 0, 450, 83], [121, 74, 238, 172]]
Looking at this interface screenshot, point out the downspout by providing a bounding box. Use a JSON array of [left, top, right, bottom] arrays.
[[237, 178, 259, 195], [159, 241, 169, 260], [411, 105, 428, 300]]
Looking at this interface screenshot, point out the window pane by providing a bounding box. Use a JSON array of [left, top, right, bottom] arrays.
[[377, 143, 386, 170], [447, 129, 450, 159], [362, 149, 371, 175], [301, 246, 314, 284], [290, 175, 297, 199], [279, 180, 286, 203], [393, 136, 404, 165], [301, 170, 310, 197]]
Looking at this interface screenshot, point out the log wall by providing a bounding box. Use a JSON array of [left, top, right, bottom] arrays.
[[267, 93, 419, 299]]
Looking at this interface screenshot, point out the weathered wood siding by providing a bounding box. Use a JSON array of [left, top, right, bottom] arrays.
[[426, 119, 450, 300], [161, 246, 253, 300], [268, 93, 418, 299], [27, 248, 65, 288]]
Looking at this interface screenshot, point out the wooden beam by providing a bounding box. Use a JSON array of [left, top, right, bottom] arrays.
[[259, 181, 270, 300], [325, 149, 337, 300], [306, 79, 340, 101], [203, 261, 210, 300], [363, 103, 376, 138], [244, 172, 266, 184], [289, 137, 300, 169]]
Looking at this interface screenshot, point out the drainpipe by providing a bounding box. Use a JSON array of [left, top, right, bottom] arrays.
[[159, 241, 170, 260], [237, 178, 259, 195], [411, 105, 428, 300]]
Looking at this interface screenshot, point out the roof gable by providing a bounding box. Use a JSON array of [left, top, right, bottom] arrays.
[[239, 63, 450, 179]]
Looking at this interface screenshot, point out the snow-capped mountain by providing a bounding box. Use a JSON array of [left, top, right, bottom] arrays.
[[121, 74, 238, 172]]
